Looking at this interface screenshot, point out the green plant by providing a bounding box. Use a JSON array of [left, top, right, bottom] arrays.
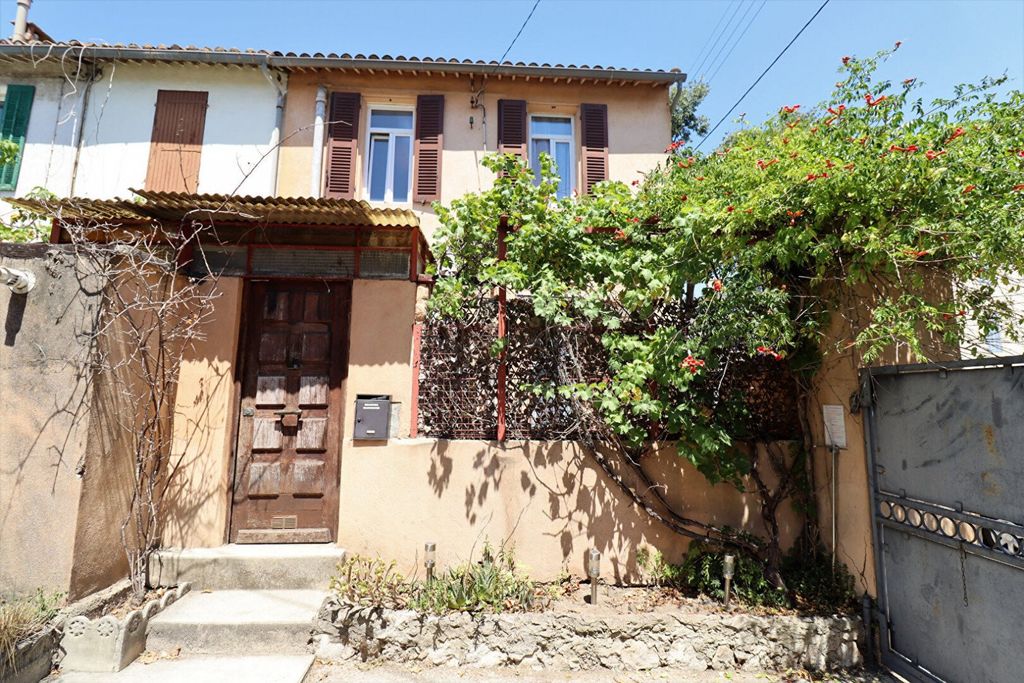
[[682, 542, 788, 609], [0, 589, 63, 668], [782, 549, 857, 613], [635, 546, 686, 587], [411, 542, 544, 614], [329, 555, 412, 610]]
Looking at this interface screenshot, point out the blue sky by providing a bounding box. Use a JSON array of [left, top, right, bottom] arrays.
[[9, 0, 1024, 148]]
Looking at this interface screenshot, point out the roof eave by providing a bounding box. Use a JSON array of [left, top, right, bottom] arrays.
[[0, 44, 686, 85]]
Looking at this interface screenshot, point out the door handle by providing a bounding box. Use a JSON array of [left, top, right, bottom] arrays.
[[273, 409, 303, 416]]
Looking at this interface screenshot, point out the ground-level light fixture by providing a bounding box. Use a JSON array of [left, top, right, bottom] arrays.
[[588, 548, 601, 605], [722, 553, 736, 608], [424, 542, 436, 583], [0, 266, 35, 294]]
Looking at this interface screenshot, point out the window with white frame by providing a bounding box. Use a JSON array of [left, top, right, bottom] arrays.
[[529, 115, 573, 198], [365, 108, 414, 203]]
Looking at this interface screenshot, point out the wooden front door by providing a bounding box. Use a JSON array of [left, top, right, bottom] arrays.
[[230, 280, 351, 543]]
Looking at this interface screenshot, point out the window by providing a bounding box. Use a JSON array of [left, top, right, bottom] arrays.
[[0, 84, 35, 192], [365, 108, 413, 203], [529, 115, 573, 198]]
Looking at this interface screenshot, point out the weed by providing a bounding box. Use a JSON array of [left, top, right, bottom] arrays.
[[0, 589, 63, 669]]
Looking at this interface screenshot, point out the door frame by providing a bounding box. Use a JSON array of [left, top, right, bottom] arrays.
[[225, 277, 353, 544]]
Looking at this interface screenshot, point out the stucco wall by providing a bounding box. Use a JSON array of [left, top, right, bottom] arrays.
[[0, 245, 101, 597], [162, 276, 244, 549], [73, 62, 281, 198], [277, 73, 671, 240], [336, 440, 801, 582]]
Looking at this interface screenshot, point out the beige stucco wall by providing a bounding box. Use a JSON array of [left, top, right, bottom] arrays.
[[162, 276, 244, 549], [277, 73, 671, 241], [0, 247, 97, 598], [336, 440, 802, 582]]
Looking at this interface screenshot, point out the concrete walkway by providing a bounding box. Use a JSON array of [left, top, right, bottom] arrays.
[[304, 661, 901, 682], [54, 655, 314, 683]]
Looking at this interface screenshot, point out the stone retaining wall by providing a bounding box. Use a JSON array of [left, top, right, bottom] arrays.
[[313, 598, 863, 672]]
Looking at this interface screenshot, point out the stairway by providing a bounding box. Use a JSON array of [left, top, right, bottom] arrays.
[[55, 545, 345, 683]]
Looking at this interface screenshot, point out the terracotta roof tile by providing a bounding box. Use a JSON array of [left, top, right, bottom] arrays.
[[0, 39, 684, 84]]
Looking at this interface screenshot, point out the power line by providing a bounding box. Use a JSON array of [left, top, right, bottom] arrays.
[[689, 0, 740, 80], [497, 0, 542, 66], [698, 0, 760, 82], [692, 0, 747, 80], [695, 0, 831, 151], [704, 0, 767, 87]]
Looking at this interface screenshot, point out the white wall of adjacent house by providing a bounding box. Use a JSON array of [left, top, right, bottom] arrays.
[[1, 61, 281, 225], [74, 63, 280, 197]]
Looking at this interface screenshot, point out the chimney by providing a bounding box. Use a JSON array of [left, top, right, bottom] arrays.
[[12, 0, 31, 42]]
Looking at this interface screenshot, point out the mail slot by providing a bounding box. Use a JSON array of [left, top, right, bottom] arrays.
[[354, 395, 391, 440]]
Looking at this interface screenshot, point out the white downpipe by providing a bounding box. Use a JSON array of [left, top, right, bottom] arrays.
[[259, 62, 287, 196], [310, 85, 328, 198], [0, 266, 36, 294]]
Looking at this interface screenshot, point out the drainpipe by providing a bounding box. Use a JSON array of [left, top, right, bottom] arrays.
[[12, 0, 30, 41], [68, 65, 100, 197], [310, 84, 327, 198], [259, 60, 287, 196]]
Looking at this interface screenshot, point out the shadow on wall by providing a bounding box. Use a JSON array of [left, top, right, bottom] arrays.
[[418, 439, 801, 583]]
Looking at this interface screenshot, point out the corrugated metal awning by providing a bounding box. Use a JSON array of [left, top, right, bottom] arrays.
[[9, 190, 420, 228]]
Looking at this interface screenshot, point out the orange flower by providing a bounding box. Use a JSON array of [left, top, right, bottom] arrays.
[[1012, 184, 1024, 192], [962, 185, 977, 194], [947, 127, 966, 143], [925, 150, 946, 161], [712, 280, 723, 292]]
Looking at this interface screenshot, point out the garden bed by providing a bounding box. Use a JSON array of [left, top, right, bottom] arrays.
[[313, 583, 863, 673]]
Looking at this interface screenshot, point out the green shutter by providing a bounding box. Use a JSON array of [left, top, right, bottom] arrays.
[[0, 84, 35, 191]]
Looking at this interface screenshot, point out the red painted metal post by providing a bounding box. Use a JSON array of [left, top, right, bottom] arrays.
[[496, 215, 509, 442], [410, 322, 423, 437]]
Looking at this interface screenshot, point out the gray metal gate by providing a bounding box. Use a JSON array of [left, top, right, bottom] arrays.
[[864, 357, 1024, 683]]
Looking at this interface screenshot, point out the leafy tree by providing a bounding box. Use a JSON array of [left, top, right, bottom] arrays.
[[429, 46, 1024, 586], [670, 81, 710, 143]]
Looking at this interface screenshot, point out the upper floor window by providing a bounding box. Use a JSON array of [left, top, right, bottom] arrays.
[[146, 90, 208, 193], [366, 108, 414, 203], [529, 115, 573, 199], [0, 84, 36, 192]]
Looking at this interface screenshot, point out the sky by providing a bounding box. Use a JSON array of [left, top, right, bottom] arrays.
[[5, 0, 1023, 149]]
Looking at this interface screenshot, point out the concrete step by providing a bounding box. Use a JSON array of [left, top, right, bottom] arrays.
[[52, 654, 314, 683], [149, 544, 345, 590], [146, 589, 325, 656]]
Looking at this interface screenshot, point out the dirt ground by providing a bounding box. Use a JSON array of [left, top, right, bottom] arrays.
[[304, 660, 900, 683]]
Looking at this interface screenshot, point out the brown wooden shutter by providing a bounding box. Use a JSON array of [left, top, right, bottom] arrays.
[[325, 92, 361, 199], [497, 99, 527, 158], [580, 103, 609, 194], [145, 90, 208, 193], [413, 94, 444, 204]]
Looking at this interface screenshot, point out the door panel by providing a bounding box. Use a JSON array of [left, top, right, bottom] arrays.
[[231, 281, 350, 543]]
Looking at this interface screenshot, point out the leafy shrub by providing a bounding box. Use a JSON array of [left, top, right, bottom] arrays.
[[782, 549, 857, 613], [635, 546, 687, 587], [681, 542, 789, 609], [0, 589, 63, 667], [411, 543, 545, 615], [329, 555, 411, 610], [671, 542, 858, 611]]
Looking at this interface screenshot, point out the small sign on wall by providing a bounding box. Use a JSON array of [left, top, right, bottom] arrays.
[[822, 404, 847, 449]]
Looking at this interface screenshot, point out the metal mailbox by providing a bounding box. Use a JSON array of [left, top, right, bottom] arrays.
[[354, 396, 391, 440]]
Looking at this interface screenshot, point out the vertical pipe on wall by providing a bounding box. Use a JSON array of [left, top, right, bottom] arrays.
[[310, 85, 328, 198], [259, 61, 287, 196]]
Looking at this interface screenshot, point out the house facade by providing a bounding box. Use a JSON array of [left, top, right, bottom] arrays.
[[3, 39, 717, 598]]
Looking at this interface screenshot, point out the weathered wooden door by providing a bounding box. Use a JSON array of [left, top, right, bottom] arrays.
[[230, 280, 350, 543]]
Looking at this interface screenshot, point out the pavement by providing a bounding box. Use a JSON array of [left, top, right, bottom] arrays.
[[303, 660, 901, 682]]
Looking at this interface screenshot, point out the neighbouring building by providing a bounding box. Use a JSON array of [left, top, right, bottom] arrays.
[[1, 37, 871, 604]]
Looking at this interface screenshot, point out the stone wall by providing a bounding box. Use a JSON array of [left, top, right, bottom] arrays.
[[314, 599, 863, 673]]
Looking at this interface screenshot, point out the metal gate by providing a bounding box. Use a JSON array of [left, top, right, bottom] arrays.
[[864, 357, 1024, 683]]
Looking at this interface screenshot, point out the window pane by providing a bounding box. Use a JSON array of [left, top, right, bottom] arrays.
[[554, 141, 571, 198], [531, 138, 550, 185], [393, 135, 411, 203], [369, 135, 389, 201], [370, 110, 413, 130], [531, 116, 572, 137]]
